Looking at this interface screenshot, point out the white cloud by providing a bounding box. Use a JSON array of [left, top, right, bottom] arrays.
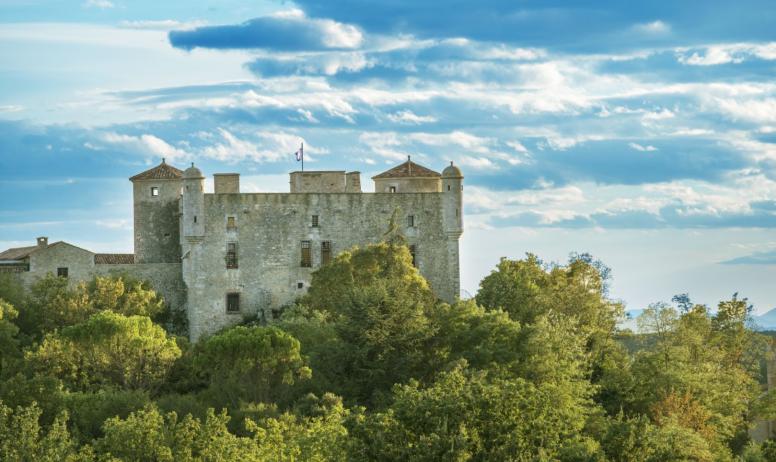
[[633, 20, 670, 35], [101, 132, 188, 161], [200, 128, 308, 163], [118, 20, 207, 31], [0, 105, 23, 113], [628, 142, 658, 152], [677, 42, 776, 66], [458, 156, 496, 169], [268, 9, 363, 49], [387, 110, 437, 124], [83, 0, 114, 8]]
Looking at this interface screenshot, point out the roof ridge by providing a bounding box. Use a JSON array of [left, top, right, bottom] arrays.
[[130, 160, 184, 181]]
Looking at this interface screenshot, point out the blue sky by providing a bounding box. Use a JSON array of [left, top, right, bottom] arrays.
[[1, 0, 775, 314]]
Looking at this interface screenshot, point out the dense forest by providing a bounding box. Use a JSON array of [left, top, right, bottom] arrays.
[[1, 236, 775, 461]]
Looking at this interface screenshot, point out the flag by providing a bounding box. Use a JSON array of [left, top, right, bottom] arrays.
[[294, 142, 304, 161]]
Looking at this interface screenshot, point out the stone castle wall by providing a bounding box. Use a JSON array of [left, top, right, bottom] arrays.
[[183, 191, 457, 341]]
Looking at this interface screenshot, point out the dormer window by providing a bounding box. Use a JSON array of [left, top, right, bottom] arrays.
[[151, 186, 159, 197]]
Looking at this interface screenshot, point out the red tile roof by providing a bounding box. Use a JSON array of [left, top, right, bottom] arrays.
[[129, 160, 183, 181], [94, 254, 135, 264], [372, 159, 440, 179]]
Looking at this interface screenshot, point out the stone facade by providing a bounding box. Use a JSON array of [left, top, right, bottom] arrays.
[[3, 157, 463, 342]]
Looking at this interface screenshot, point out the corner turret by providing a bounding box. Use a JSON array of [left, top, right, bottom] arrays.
[[182, 163, 205, 239], [442, 161, 464, 237]]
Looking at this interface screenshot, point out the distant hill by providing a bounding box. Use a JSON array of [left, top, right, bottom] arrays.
[[753, 307, 776, 330]]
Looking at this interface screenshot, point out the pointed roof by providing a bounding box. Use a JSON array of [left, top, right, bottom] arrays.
[[372, 157, 441, 179], [129, 159, 183, 182]]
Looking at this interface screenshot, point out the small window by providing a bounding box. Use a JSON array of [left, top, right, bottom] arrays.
[[151, 186, 159, 197], [301, 241, 312, 267], [297, 282, 304, 289], [321, 241, 332, 265], [407, 215, 415, 227], [57, 267, 68, 278], [456, 208, 459, 217], [447, 184, 451, 191], [226, 293, 240, 313], [389, 186, 397, 193], [226, 216, 236, 230], [226, 242, 238, 269], [194, 216, 197, 223], [409, 245, 417, 268], [311, 215, 319, 228]]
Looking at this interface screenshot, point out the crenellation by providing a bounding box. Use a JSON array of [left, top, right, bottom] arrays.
[[3, 157, 463, 342]]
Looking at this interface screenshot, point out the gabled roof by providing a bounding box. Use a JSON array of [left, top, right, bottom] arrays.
[[0, 245, 37, 261], [94, 254, 135, 265], [129, 159, 183, 181], [372, 158, 441, 179]]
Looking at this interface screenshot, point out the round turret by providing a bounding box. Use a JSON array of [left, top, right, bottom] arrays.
[[442, 162, 463, 179], [184, 163, 204, 179], [182, 163, 205, 238]]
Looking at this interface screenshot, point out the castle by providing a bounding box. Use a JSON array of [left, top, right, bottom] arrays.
[[0, 158, 464, 340]]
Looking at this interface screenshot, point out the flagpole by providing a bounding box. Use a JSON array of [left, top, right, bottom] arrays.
[[301, 142, 304, 172]]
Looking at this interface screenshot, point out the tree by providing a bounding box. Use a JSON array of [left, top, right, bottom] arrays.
[[26, 311, 181, 392], [352, 363, 594, 461], [195, 326, 311, 408], [94, 405, 256, 461], [0, 298, 21, 377], [17, 274, 166, 340], [0, 401, 79, 462], [248, 393, 351, 462], [296, 241, 439, 404]]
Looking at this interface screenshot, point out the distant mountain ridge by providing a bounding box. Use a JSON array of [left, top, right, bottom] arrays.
[[753, 307, 776, 330]]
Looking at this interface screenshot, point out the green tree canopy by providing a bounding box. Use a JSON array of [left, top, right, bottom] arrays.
[[27, 311, 181, 392], [195, 325, 311, 408]]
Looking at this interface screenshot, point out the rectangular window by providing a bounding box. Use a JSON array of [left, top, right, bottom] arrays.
[[389, 186, 397, 193], [57, 267, 68, 278], [301, 240, 312, 267], [226, 293, 240, 313], [321, 241, 332, 265], [409, 245, 417, 268], [226, 216, 236, 230], [151, 186, 159, 197], [226, 242, 238, 269], [311, 215, 319, 228], [407, 215, 415, 227]]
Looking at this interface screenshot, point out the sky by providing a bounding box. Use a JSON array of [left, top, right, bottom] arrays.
[[1, 0, 775, 314]]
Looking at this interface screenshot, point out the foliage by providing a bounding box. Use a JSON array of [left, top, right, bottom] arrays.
[[248, 393, 351, 462], [0, 401, 79, 462], [351, 363, 593, 461], [94, 405, 256, 461], [195, 325, 311, 408], [26, 311, 181, 392], [16, 274, 166, 340], [295, 241, 439, 404], [0, 245, 771, 460]]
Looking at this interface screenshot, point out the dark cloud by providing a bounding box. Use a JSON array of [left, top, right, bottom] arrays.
[[294, 0, 776, 52], [169, 14, 362, 51]]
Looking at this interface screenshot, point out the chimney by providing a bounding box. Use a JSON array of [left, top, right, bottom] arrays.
[[346, 171, 362, 193], [36, 236, 48, 248], [214, 173, 240, 194]]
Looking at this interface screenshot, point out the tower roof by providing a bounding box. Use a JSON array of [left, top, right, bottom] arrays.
[[372, 157, 441, 179], [442, 162, 463, 178], [129, 159, 183, 182]]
